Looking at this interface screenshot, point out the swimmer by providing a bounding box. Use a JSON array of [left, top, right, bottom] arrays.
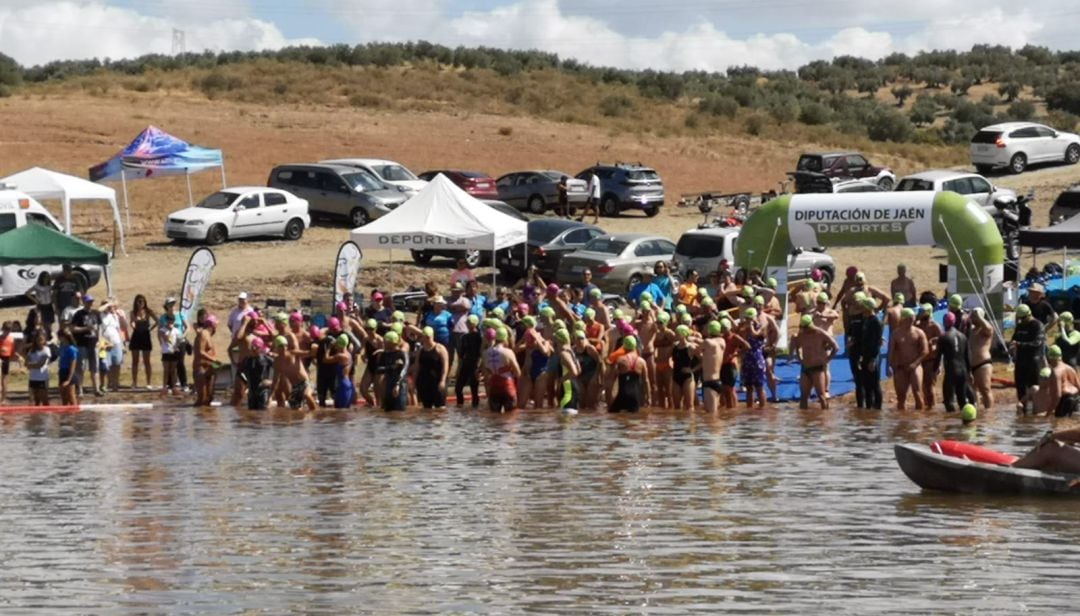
[[789, 314, 838, 410], [888, 307, 929, 411]]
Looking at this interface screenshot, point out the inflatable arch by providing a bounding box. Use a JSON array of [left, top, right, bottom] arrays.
[[735, 191, 1005, 331]]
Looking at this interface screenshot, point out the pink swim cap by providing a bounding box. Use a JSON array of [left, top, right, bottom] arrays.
[[618, 320, 634, 335], [846, 266, 858, 278], [485, 327, 497, 341], [289, 311, 303, 323], [943, 312, 956, 329], [811, 268, 822, 282], [328, 317, 341, 332], [203, 314, 218, 329], [309, 325, 322, 339], [251, 337, 267, 351], [335, 301, 347, 313], [547, 283, 560, 295]]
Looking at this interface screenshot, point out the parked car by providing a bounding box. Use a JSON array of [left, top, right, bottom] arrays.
[[795, 152, 896, 190], [673, 227, 835, 285], [267, 163, 406, 227], [320, 158, 427, 195], [411, 200, 527, 268], [894, 169, 1015, 217], [0, 188, 102, 298], [555, 233, 676, 293], [575, 162, 665, 217], [1049, 185, 1080, 225], [790, 172, 888, 194], [496, 219, 605, 280], [970, 121, 1080, 174], [495, 170, 588, 214], [416, 170, 498, 200], [165, 187, 310, 246]]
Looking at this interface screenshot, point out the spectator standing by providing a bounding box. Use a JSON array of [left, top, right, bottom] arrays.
[[26, 272, 55, 336], [580, 172, 601, 224], [889, 264, 917, 308], [52, 264, 81, 325], [99, 300, 125, 391], [26, 332, 51, 406], [71, 294, 102, 396], [129, 295, 156, 388]]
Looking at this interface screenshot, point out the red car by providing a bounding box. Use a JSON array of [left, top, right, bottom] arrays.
[[417, 169, 499, 200]]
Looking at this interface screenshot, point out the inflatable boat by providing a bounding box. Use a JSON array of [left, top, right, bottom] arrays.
[[894, 442, 1080, 497]]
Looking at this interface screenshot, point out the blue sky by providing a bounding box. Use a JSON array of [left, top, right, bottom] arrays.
[[1, 0, 1076, 70]]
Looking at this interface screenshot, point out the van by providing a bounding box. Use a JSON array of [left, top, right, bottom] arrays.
[[267, 163, 408, 227], [0, 189, 103, 298], [673, 226, 835, 284]]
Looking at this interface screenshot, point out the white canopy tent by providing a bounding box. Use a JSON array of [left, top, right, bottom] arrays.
[[1, 167, 126, 256], [350, 174, 527, 289]]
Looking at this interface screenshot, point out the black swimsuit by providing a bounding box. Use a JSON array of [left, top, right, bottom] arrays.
[[610, 358, 643, 413], [416, 346, 445, 409], [673, 345, 694, 387]]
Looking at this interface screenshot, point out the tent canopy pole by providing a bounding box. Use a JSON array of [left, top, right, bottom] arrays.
[[186, 171, 194, 207], [62, 196, 72, 236], [120, 170, 131, 232], [220, 161, 227, 188]]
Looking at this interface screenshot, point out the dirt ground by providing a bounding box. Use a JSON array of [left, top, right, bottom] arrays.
[[0, 92, 1078, 332]]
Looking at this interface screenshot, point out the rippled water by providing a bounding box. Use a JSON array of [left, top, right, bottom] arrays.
[[1, 404, 1078, 614]]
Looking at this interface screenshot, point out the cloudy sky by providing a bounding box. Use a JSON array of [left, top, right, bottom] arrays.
[[1, 0, 1078, 70]]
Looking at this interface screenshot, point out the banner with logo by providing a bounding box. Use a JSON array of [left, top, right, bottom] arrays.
[[334, 241, 363, 304], [787, 192, 936, 248], [180, 247, 216, 324]]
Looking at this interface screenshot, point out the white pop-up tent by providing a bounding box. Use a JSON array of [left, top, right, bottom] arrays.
[[1, 167, 126, 255], [350, 174, 527, 288]]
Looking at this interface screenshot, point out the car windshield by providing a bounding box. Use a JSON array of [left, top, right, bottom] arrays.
[[796, 156, 823, 172], [196, 191, 240, 209], [583, 238, 628, 255], [373, 164, 418, 182], [626, 170, 660, 182], [529, 221, 569, 243], [342, 172, 385, 192], [896, 178, 934, 191], [971, 131, 1002, 144], [541, 171, 565, 181], [676, 234, 725, 258]]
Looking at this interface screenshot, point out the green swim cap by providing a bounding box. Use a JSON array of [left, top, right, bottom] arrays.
[[589, 288, 602, 298], [800, 314, 813, 328], [676, 324, 691, 337], [675, 304, 688, 315], [574, 320, 586, 331], [920, 303, 933, 314], [707, 320, 722, 336], [854, 291, 867, 302], [584, 308, 596, 319], [767, 277, 778, 289], [540, 306, 556, 318], [554, 319, 568, 331], [808, 281, 819, 291], [622, 336, 638, 351], [698, 287, 709, 297], [273, 312, 288, 323], [640, 291, 653, 303], [1016, 304, 1031, 318], [613, 309, 624, 320], [744, 307, 757, 319], [743, 285, 755, 298], [554, 328, 570, 344], [522, 316, 537, 327], [680, 313, 693, 324], [391, 322, 404, 334], [639, 300, 652, 311], [1063, 311, 1075, 322], [753, 295, 765, 306], [948, 294, 962, 309], [495, 327, 509, 342], [961, 404, 977, 422], [900, 308, 915, 319], [392, 310, 405, 322], [860, 297, 877, 310], [492, 307, 505, 319], [422, 326, 435, 338], [574, 330, 586, 340], [274, 335, 287, 347], [335, 334, 349, 348], [972, 307, 985, 319], [817, 292, 829, 303], [658, 311, 671, 324], [1049, 344, 1063, 359], [893, 292, 904, 303], [483, 318, 498, 329], [702, 297, 715, 307], [384, 331, 400, 344], [1040, 367, 1053, 379], [366, 318, 377, 329], [467, 314, 479, 326], [720, 319, 732, 332]]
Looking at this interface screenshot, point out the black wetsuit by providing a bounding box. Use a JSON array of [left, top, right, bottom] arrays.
[[858, 313, 883, 410], [1058, 331, 1080, 368], [610, 357, 643, 413], [244, 353, 273, 410], [576, 348, 599, 389], [1012, 317, 1045, 398], [377, 349, 408, 411], [938, 328, 972, 413], [672, 345, 694, 388], [846, 311, 866, 408], [315, 336, 335, 407], [416, 345, 445, 409], [455, 330, 482, 407]]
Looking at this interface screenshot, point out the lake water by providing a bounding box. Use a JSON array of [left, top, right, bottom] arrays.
[[1, 404, 1078, 614]]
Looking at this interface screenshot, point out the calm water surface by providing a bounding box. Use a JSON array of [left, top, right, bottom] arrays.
[[1, 403, 1078, 614]]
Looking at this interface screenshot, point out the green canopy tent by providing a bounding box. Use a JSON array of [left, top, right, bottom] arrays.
[[0, 224, 112, 295]]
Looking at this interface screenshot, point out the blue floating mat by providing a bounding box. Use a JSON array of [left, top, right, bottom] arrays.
[[734, 333, 887, 403]]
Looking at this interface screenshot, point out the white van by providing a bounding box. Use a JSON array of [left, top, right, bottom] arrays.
[[0, 189, 103, 298]]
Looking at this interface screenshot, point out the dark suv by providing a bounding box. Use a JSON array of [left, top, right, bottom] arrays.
[[794, 152, 896, 190], [1050, 185, 1080, 225], [575, 162, 664, 217]]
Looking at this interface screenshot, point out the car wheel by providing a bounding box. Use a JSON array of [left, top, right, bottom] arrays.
[[644, 205, 659, 217], [527, 195, 546, 215], [1066, 144, 1080, 165], [72, 270, 90, 293], [284, 218, 304, 241], [411, 251, 432, 265], [206, 224, 228, 246], [1010, 152, 1027, 174], [464, 250, 482, 268], [601, 196, 619, 217], [877, 176, 894, 191], [975, 164, 994, 175], [350, 208, 370, 227], [627, 273, 643, 293], [818, 268, 834, 287]]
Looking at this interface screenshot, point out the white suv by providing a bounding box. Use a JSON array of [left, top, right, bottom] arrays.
[[970, 121, 1080, 174], [165, 187, 310, 245], [895, 169, 1014, 218]]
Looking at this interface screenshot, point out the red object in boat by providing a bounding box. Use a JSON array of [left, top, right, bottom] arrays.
[[931, 440, 1018, 466], [0, 405, 80, 414]]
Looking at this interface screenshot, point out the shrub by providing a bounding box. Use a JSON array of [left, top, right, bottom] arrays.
[[866, 106, 914, 142], [890, 84, 913, 106], [1046, 83, 1080, 115], [1047, 110, 1080, 132], [0, 85, 11, 98], [698, 94, 738, 118], [998, 82, 1022, 102], [798, 100, 832, 125], [348, 92, 386, 108], [743, 113, 766, 136], [980, 93, 1003, 106], [0, 52, 20, 88], [766, 95, 799, 123], [497, 126, 513, 136], [1006, 99, 1036, 121], [598, 94, 634, 117], [909, 96, 938, 125], [274, 82, 288, 96]]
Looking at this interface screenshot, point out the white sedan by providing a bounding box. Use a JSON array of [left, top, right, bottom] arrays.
[[165, 187, 310, 245]]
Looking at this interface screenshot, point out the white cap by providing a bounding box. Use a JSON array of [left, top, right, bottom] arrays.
[[238, 292, 248, 300]]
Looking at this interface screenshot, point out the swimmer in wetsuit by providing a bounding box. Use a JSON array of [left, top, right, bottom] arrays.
[[938, 311, 973, 414], [671, 324, 699, 410], [572, 329, 601, 410], [609, 336, 645, 413], [412, 326, 449, 410]]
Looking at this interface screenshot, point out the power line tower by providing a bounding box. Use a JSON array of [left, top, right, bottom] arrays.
[[172, 28, 186, 55]]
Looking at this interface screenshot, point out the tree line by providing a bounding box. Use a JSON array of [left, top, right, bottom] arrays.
[[3, 42, 1080, 144]]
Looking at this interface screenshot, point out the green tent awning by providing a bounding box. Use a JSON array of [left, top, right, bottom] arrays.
[[0, 224, 109, 265]]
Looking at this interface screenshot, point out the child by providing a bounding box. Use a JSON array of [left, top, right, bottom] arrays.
[[159, 313, 181, 396], [57, 329, 79, 406], [0, 321, 22, 403], [25, 332, 51, 406]]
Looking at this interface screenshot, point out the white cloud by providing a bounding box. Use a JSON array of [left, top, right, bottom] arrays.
[[0, 1, 319, 67]]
